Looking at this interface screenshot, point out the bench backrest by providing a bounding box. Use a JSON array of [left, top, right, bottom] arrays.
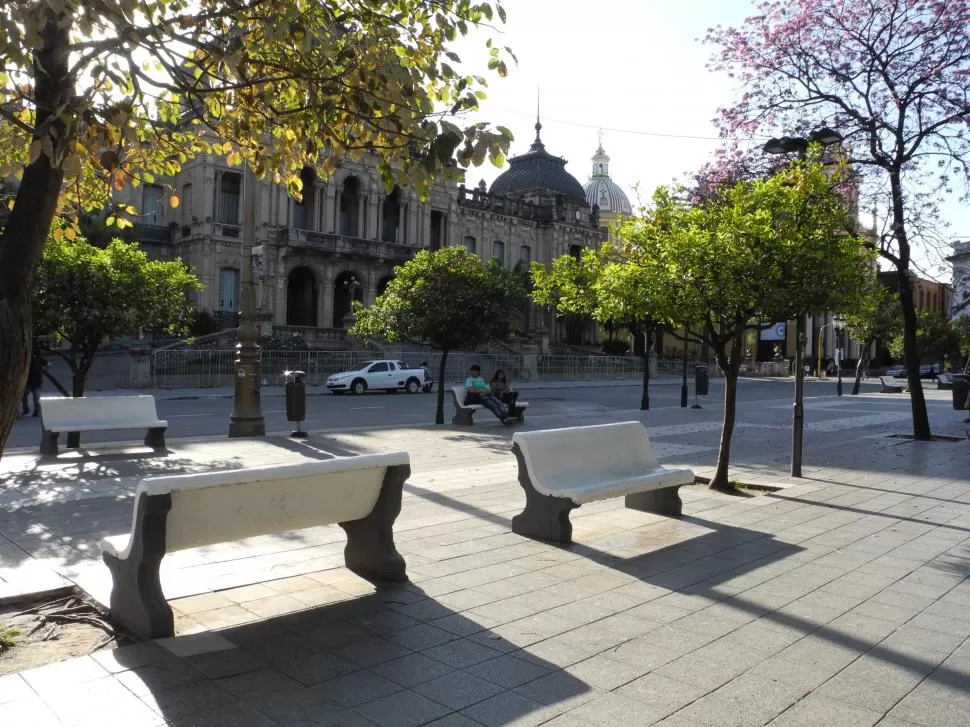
[[135, 452, 409, 552], [41, 395, 161, 429], [513, 421, 660, 489], [451, 385, 469, 407]]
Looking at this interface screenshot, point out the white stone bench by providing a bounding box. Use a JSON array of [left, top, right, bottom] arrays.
[[511, 421, 695, 543], [99, 453, 410, 638], [450, 385, 529, 425], [879, 376, 905, 393], [40, 395, 167, 456], [937, 373, 954, 390]]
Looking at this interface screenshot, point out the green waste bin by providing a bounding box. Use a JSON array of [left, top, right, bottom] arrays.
[[952, 374, 969, 410]]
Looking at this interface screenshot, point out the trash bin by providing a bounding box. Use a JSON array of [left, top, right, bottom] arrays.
[[695, 364, 709, 396], [284, 370, 308, 437], [952, 374, 969, 410]]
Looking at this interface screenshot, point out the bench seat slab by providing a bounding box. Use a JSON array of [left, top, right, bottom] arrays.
[[510, 442, 579, 543], [339, 463, 410, 582]]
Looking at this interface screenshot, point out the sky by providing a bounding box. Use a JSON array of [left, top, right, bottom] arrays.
[[450, 0, 967, 283]]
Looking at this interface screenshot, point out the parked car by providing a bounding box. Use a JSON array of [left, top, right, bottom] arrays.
[[327, 360, 427, 395], [887, 364, 937, 380]]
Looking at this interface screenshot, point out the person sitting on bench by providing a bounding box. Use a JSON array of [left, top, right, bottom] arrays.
[[465, 364, 516, 425], [489, 369, 519, 410]]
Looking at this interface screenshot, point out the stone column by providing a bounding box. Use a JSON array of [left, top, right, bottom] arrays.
[[368, 195, 379, 240], [322, 265, 335, 328], [324, 184, 335, 233], [364, 268, 378, 307], [129, 347, 153, 389], [275, 274, 287, 326], [358, 193, 366, 238], [376, 197, 384, 241]]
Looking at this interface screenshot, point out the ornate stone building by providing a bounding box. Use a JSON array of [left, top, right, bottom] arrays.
[[118, 119, 605, 347]]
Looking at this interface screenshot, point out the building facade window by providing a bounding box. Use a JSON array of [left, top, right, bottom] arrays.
[[219, 268, 240, 312], [218, 172, 241, 224], [430, 210, 446, 250], [492, 240, 505, 265], [463, 235, 476, 253], [519, 245, 531, 266], [181, 183, 192, 223], [142, 184, 164, 225]]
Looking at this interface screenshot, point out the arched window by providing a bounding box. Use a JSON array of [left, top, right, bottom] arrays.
[[492, 240, 505, 265], [339, 176, 360, 236]]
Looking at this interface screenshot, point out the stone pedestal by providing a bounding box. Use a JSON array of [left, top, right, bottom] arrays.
[[129, 347, 153, 389]]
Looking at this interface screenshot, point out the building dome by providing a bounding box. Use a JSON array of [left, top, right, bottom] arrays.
[[583, 136, 632, 216], [490, 120, 587, 201]]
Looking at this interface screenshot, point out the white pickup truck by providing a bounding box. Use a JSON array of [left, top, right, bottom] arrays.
[[326, 360, 429, 395]]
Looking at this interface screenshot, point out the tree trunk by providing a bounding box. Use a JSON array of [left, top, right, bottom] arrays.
[[0, 12, 72, 459], [435, 349, 449, 425], [66, 354, 91, 449], [888, 169, 931, 440], [851, 339, 872, 395], [709, 333, 743, 491]]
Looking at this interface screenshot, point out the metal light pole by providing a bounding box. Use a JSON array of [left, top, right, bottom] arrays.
[[680, 333, 689, 408], [229, 164, 266, 438], [763, 126, 844, 478], [833, 314, 846, 397], [792, 322, 806, 477]]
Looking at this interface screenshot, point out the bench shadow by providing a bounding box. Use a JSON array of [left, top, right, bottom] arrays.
[[110, 583, 592, 726], [403, 483, 970, 704]]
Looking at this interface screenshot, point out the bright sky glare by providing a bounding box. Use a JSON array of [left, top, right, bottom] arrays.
[[452, 0, 966, 282]]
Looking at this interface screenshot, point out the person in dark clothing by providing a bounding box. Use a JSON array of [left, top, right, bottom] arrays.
[[489, 369, 519, 410], [21, 349, 45, 417]]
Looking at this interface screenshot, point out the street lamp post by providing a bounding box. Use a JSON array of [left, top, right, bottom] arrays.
[[833, 314, 846, 397], [680, 333, 688, 408], [229, 164, 266, 438], [762, 126, 844, 478]]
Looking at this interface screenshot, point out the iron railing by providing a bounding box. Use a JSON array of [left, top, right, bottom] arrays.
[[150, 350, 736, 388]]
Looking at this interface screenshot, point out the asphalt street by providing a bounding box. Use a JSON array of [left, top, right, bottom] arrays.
[[4, 376, 920, 451]]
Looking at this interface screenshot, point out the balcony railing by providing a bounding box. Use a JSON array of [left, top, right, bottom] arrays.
[[279, 228, 416, 262]]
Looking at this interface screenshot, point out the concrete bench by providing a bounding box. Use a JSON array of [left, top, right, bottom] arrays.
[[99, 453, 410, 638], [40, 395, 167, 456], [450, 385, 529, 425], [510, 421, 695, 543], [937, 373, 954, 390], [879, 376, 905, 393]]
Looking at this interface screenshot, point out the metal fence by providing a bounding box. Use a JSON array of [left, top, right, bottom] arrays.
[[150, 350, 736, 388]]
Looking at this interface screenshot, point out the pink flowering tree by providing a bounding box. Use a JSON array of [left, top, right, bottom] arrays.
[[707, 0, 970, 440]]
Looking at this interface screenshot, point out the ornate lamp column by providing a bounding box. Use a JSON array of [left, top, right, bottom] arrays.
[[229, 163, 266, 438]]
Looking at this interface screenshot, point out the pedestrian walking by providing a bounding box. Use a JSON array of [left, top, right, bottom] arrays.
[[21, 348, 46, 417]]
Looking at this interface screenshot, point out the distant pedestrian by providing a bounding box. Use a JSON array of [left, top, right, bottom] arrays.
[[20, 348, 46, 417]]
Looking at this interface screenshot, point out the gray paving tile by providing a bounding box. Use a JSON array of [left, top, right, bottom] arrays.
[[460, 690, 557, 726], [513, 670, 599, 711], [19, 654, 110, 692], [413, 670, 504, 710], [0, 695, 76, 727], [217, 666, 304, 697], [278, 652, 362, 686], [565, 652, 654, 691], [0, 672, 34, 704], [90, 642, 167, 674], [389, 623, 460, 650], [315, 669, 404, 708], [423, 638, 504, 668], [466, 653, 552, 688], [114, 658, 200, 697], [766, 694, 883, 726], [565, 691, 665, 726], [615, 672, 707, 717], [355, 688, 452, 727], [675, 673, 804, 727], [169, 702, 275, 727], [370, 652, 456, 687], [140, 681, 237, 720], [338, 635, 414, 668]]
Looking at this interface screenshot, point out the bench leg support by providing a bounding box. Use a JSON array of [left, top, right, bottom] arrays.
[[144, 427, 167, 451], [626, 486, 683, 517], [510, 442, 578, 543], [103, 493, 174, 639], [511, 406, 526, 423], [452, 408, 475, 426], [340, 464, 409, 582], [40, 429, 59, 457]]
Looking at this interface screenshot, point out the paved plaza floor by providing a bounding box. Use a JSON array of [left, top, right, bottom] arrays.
[[0, 386, 968, 725]]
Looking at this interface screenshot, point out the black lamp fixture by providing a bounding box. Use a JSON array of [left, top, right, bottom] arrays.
[[762, 124, 844, 477]]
